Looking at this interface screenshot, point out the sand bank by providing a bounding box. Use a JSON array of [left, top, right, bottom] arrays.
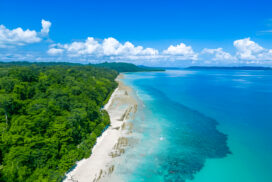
[[64, 74, 138, 182]]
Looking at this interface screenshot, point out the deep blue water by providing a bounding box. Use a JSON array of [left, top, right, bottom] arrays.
[[110, 69, 272, 182]]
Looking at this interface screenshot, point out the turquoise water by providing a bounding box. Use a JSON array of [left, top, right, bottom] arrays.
[[111, 69, 272, 182]]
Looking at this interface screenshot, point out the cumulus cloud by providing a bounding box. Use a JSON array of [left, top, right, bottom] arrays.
[[234, 38, 264, 60], [47, 47, 64, 55], [200, 38, 272, 63], [45, 37, 272, 65], [162, 43, 198, 60], [0, 19, 51, 47], [1, 17, 272, 65], [41, 19, 52, 35], [1, 21, 266, 65], [62, 37, 100, 56], [202, 48, 235, 61], [102, 37, 158, 56], [0, 25, 41, 47], [233, 38, 272, 61], [48, 37, 159, 60], [200, 38, 272, 62]]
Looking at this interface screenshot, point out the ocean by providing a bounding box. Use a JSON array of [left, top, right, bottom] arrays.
[[108, 69, 272, 182]]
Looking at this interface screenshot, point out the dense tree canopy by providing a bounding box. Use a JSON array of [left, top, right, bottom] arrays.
[[0, 64, 118, 182]]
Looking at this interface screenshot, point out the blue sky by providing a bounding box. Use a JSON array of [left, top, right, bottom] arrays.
[[1, 0, 272, 66]]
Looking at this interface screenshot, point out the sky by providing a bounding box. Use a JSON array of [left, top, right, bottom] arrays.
[[0, 0, 272, 66]]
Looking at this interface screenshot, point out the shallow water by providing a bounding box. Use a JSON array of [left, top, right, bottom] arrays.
[[108, 69, 272, 182]]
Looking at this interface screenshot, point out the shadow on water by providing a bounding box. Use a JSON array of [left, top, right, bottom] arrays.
[[137, 85, 231, 182]]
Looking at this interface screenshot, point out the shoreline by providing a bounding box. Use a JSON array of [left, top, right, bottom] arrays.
[[64, 74, 138, 182]]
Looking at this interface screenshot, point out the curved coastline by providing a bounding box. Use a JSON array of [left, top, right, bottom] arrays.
[[64, 74, 138, 182]]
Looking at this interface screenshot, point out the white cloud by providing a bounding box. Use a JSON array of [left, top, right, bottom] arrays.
[[162, 43, 198, 60], [201, 38, 272, 63], [47, 37, 272, 64], [0, 25, 41, 47], [41, 19, 51, 35], [47, 48, 64, 55], [202, 48, 235, 61], [102, 37, 122, 55], [2, 22, 267, 65], [48, 37, 159, 59], [234, 38, 264, 60], [233, 38, 272, 61], [1, 17, 272, 66], [102, 37, 158, 56], [0, 19, 51, 47], [62, 37, 100, 56]]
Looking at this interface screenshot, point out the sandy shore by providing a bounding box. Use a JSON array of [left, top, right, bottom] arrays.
[[64, 74, 138, 182]]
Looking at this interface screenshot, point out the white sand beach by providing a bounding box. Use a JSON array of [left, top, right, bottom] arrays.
[[64, 74, 138, 182]]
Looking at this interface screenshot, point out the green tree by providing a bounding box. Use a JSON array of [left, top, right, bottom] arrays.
[[0, 63, 118, 181]]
